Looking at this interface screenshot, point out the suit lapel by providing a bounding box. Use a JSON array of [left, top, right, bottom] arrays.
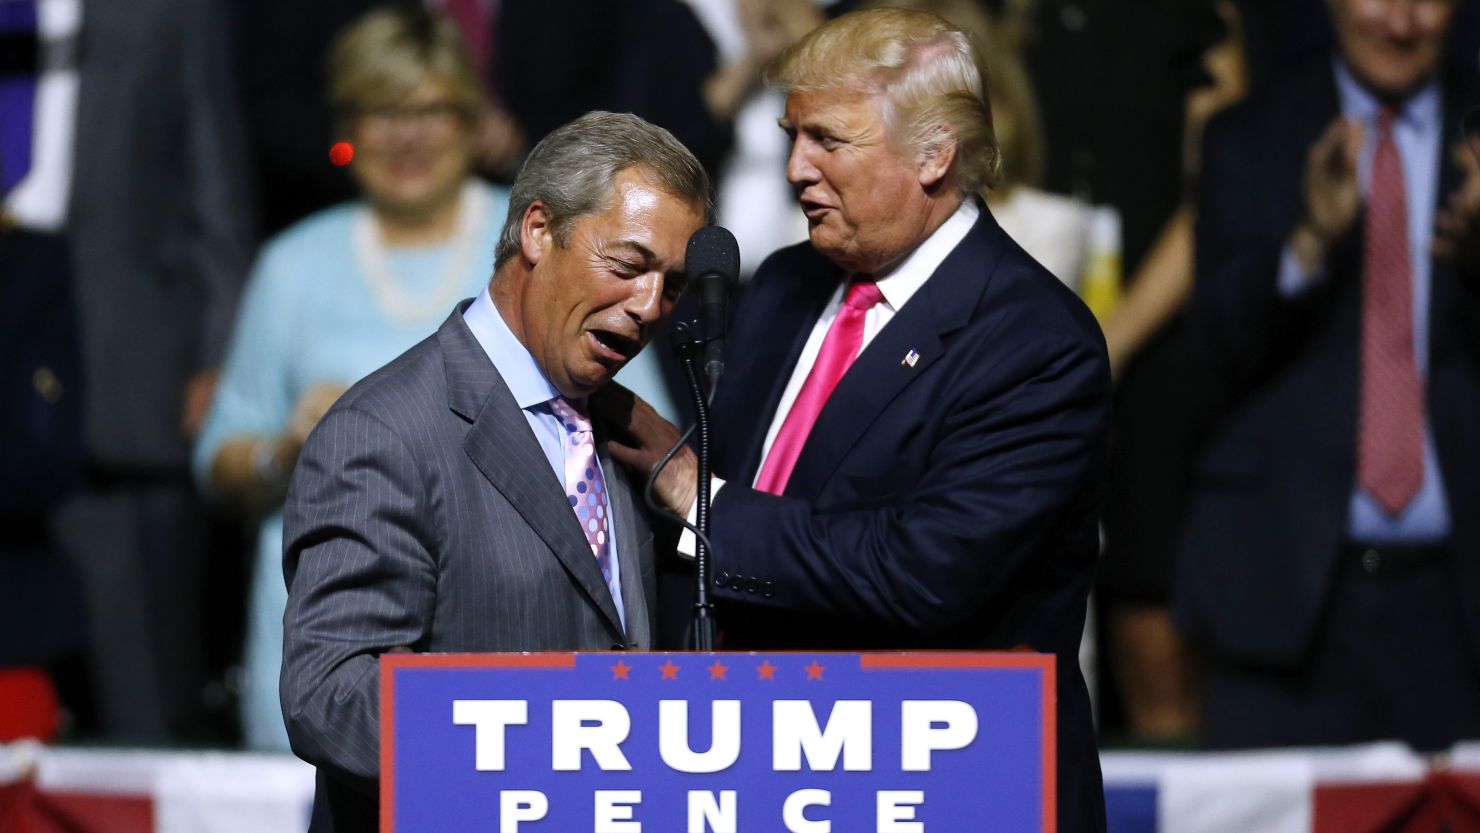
[[599, 439, 652, 649], [717, 254, 843, 484], [784, 210, 1006, 499], [1303, 66, 1361, 470], [438, 307, 627, 643]]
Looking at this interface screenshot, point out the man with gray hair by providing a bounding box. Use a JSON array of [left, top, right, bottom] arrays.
[[279, 111, 708, 833], [611, 9, 1108, 831]]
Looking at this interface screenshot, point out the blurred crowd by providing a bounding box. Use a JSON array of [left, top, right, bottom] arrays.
[[3, 0, 1479, 756]]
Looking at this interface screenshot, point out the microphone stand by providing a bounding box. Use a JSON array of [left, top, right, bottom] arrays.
[[670, 319, 719, 651]]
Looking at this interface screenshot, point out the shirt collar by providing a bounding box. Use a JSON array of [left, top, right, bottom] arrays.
[[869, 197, 980, 312], [1332, 58, 1441, 131], [462, 286, 562, 411]]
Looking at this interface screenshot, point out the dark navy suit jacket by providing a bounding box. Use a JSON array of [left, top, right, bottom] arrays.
[[705, 207, 1110, 833], [1179, 63, 1480, 669]]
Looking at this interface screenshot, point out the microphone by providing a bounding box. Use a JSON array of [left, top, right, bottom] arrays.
[[684, 225, 740, 387]]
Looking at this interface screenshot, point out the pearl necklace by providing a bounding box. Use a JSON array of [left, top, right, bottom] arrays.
[[353, 182, 488, 323]]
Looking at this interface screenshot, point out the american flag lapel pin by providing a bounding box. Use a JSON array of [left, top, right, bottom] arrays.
[[902, 349, 920, 367]]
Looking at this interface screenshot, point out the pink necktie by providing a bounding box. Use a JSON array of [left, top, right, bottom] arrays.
[[549, 397, 612, 584], [755, 279, 885, 495], [1357, 107, 1425, 517]]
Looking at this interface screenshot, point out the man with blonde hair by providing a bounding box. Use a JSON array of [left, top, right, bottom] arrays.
[[612, 9, 1109, 830]]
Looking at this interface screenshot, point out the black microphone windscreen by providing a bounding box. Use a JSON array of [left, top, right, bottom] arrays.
[[685, 225, 741, 284]]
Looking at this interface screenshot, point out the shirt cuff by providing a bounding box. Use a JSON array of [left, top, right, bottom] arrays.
[[676, 477, 726, 559], [1277, 244, 1324, 298]]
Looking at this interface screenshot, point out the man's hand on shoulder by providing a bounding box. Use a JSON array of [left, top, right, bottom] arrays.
[[595, 384, 698, 516]]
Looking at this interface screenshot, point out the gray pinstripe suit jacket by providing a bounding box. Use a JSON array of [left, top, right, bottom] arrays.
[[280, 301, 657, 832]]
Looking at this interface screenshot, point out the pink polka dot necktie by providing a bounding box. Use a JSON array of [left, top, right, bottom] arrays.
[[755, 278, 886, 495], [550, 397, 612, 584], [1357, 107, 1425, 517]]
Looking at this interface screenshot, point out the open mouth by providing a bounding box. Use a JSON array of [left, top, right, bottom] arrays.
[[587, 329, 640, 362], [800, 200, 831, 219]]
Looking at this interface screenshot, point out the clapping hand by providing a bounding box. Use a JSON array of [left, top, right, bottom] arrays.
[[1433, 137, 1480, 276], [1289, 117, 1364, 275]]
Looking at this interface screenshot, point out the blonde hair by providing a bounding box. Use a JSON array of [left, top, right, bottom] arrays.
[[327, 5, 482, 118], [768, 7, 1002, 192], [863, 0, 1044, 191]]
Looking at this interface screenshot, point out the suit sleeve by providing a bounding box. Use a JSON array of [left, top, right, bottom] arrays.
[[280, 405, 437, 789], [709, 333, 1108, 633]]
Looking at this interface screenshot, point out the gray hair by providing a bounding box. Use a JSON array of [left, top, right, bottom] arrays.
[[493, 111, 712, 268]]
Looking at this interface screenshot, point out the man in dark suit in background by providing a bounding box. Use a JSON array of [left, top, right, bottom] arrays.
[[2, 0, 255, 742], [1182, 0, 1480, 749], [611, 10, 1110, 832], [280, 112, 708, 833]]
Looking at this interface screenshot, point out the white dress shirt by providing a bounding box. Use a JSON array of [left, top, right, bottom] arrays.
[[680, 198, 981, 552], [753, 198, 981, 474]]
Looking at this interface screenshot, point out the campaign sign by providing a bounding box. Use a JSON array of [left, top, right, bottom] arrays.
[[381, 652, 1055, 833]]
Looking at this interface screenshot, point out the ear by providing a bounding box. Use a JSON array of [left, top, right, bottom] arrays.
[[519, 200, 554, 266], [917, 126, 958, 189]]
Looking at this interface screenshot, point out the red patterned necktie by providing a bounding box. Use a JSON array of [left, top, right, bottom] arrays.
[[1357, 107, 1425, 517], [754, 279, 885, 495]]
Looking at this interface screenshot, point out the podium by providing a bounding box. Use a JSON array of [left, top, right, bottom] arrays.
[[381, 652, 1055, 832]]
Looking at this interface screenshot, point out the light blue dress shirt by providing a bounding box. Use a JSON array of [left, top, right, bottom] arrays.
[[462, 288, 627, 628], [1277, 61, 1450, 543]]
